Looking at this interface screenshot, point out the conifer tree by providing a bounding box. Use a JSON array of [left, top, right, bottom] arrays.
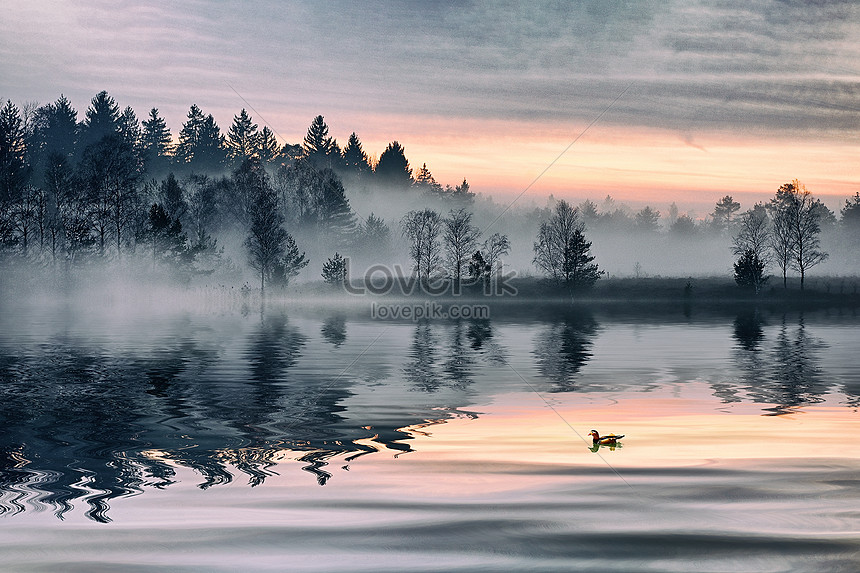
[[226, 109, 258, 165]]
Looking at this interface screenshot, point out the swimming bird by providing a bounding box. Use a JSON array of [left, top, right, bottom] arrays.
[[589, 430, 624, 444]]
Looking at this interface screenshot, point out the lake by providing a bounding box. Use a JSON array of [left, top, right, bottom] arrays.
[[1, 294, 859, 572]]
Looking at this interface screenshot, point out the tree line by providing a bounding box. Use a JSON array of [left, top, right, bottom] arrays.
[[1, 91, 858, 293]]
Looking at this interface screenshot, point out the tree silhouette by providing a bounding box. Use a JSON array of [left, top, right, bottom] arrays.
[[341, 132, 370, 174], [302, 115, 334, 166], [226, 109, 258, 165], [375, 141, 412, 189], [0, 100, 29, 204], [633, 206, 660, 232], [768, 180, 828, 289], [402, 208, 442, 284], [245, 181, 289, 293], [321, 252, 347, 285], [711, 195, 740, 231], [733, 249, 768, 293], [141, 108, 172, 178], [533, 200, 602, 289], [79, 91, 119, 151], [443, 208, 480, 290]]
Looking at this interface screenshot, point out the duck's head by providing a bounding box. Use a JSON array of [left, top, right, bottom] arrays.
[[588, 430, 600, 440]]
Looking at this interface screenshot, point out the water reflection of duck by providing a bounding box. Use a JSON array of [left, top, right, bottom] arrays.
[[589, 430, 624, 445]]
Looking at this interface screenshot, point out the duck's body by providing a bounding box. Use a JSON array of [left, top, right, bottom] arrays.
[[589, 430, 624, 444]]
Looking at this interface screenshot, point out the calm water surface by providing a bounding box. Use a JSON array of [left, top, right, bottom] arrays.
[[0, 297, 858, 572]]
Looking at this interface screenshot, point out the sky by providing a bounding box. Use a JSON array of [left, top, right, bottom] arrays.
[[1, 0, 858, 215]]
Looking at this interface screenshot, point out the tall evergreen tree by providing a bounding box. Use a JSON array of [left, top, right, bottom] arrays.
[[255, 126, 280, 165], [141, 108, 172, 177], [36, 95, 78, 163], [79, 90, 120, 151], [375, 141, 412, 189], [0, 100, 30, 203], [341, 132, 370, 173], [174, 104, 206, 166], [226, 109, 258, 165], [302, 115, 333, 166], [413, 162, 443, 196]]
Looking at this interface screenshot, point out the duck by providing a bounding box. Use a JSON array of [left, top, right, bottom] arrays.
[[589, 430, 624, 445]]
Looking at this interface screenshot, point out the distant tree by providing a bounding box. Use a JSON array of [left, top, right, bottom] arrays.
[[174, 104, 206, 166], [450, 178, 475, 206], [32, 95, 78, 173], [269, 234, 308, 288], [633, 206, 660, 233], [321, 252, 347, 285], [227, 157, 271, 228], [841, 192, 860, 234], [443, 208, 481, 289], [0, 100, 30, 203], [533, 200, 602, 289], [10, 185, 38, 256], [468, 251, 487, 281], [141, 108, 172, 177], [183, 173, 219, 244], [302, 115, 334, 166], [667, 202, 679, 226], [376, 141, 412, 189], [146, 203, 187, 265], [578, 199, 599, 230], [711, 195, 741, 231], [175, 105, 225, 172], [669, 214, 697, 236], [158, 173, 186, 220], [402, 208, 442, 284], [79, 133, 140, 256], [732, 203, 771, 267], [482, 232, 510, 278], [768, 180, 828, 289], [245, 179, 289, 293], [734, 249, 768, 293], [79, 91, 120, 151], [226, 109, 258, 165], [255, 127, 280, 165], [357, 212, 391, 255], [316, 168, 357, 242], [413, 163, 443, 196], [273, 158, 322, 224], [43, 153, 74, 262], [341, 132, 371, 173]]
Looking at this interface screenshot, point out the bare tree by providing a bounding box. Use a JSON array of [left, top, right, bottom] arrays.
[[768, 180, 828, 289], [732, 203, 771, 265], [482, 232, 510, 278], [533, 200, 602, 289], [443, 208, 480, 291], [401, 208, 441, 284]]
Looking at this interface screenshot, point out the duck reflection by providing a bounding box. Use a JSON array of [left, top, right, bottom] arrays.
[[533, 311, 599, 392]]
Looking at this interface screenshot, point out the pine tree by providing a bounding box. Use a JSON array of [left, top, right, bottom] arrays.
[[0, 100, 30, 203], [375, 141, 412, 189], [174, 104, 207, 167], [80, 91, 120, 151], [734, 249, 768, 293], [321, 252, 347, 285], [245, 181, 288, 292], [255, 126, 280, 165], [317, 168, 357, 242], [141, 108, 172, 177], [302, 115, 333, 165], [226, 109, 258, 165], [342, 132, 370, 173], [413, 163, 443, 196]]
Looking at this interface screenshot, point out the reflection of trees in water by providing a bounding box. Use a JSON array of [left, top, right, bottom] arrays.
[[404, 319, 507, 393], [0, 313, 489, 521], [320, 315, 347, 347], [533, 312, 599, 392], [730, 312, 827, 414]]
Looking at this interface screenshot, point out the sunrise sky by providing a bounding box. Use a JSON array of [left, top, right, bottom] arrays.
[[2, 0, 858, 214]]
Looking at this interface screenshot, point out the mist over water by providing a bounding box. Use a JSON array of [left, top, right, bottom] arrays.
[[0, 294, 858, 570]]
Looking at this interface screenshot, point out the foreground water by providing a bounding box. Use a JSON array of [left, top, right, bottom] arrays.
[[0, 296, 858, 572]]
